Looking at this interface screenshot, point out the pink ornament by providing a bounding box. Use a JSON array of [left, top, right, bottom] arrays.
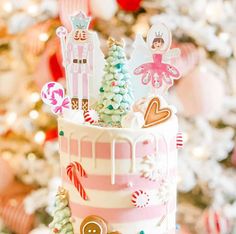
[[178, 225, 191, 234], [0, 195, 35, 234], [231, 146, 236, 167], [0, 158, 14, 194], [131, 190, 150, 208], [200, 209, 231, 234], [34, 38, 65, 89], [171, 42, 200, 77], [175, 66, 225, 118], [84, 110, 99, 124], [22, 20, 52, 56]]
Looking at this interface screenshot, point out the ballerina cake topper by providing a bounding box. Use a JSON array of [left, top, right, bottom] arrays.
[[131, 23, 181, 96]]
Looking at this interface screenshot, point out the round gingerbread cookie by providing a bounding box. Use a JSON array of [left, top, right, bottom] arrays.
[[80, 215, 108, 234]]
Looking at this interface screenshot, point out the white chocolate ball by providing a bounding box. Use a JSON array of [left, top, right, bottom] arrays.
[[63, 110, 84, 124], [121, 112, 144, 129]]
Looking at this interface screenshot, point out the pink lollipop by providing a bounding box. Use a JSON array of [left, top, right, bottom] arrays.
[[41, 82, 71, 115], [41, 82, 64, 106], [56, 26, 68, 38]]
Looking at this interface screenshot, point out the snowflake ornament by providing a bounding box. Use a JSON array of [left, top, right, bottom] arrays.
[[157, 178, 175, 203], [131, 190, 150, 208], [141, 155, 162, 181]]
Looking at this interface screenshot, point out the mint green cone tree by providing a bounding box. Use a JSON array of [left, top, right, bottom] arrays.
[[49, 187, 73, 234], [96, 37, 134, 125]]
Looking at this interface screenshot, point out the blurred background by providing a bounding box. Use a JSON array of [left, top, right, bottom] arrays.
[[0, 0, 236, 233]]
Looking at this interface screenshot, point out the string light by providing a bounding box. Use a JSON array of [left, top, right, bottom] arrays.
[[34, 131, 45, 144], [183, 132, 189, 143], [39, 33, 49, 42], [219, 32, 229, 42], [192, 147, 207, 159], [205, 1, 224, 23], [2, 151, 12, 160], [6, 112, 17, 125], [27, 153, 36, 161], [29, 110, 39, 120], [3, 1, 13, 13], [132, 22, 149, 36], [30, 92, 40, 103], [27, 4, 38, 16]]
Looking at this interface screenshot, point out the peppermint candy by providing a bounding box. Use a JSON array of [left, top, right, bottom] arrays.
[[176, 131, 184, 149], [84, 110, 99, 124], [131, 190, 150, 208], [41, 82, 64, 106]]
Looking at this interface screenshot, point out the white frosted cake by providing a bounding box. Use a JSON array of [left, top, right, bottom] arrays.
[[44, 11, 182, 234], [57, 96, 179, 234]]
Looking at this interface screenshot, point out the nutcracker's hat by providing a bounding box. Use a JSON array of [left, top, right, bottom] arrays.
[[70, 11, 91, 30]]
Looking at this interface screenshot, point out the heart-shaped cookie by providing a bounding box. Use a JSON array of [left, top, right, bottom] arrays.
[[143, 97, 172, 128]]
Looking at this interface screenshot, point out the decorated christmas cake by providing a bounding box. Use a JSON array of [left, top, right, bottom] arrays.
[[41, 11, 182, 234]]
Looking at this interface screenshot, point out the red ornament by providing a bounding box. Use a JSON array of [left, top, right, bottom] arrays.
[[117, 0, 142, 12], [111, 81, 117, 86], [49, 52, 64, 82], [45, 128, 58, 142], [53, 228, 59, 233]]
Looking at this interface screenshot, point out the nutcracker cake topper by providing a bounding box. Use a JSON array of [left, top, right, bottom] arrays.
[[56, 11, 104, 112], [130, 23, 181, 98]]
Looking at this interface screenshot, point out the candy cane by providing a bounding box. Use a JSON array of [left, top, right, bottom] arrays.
[[66, 161, 88, 200]]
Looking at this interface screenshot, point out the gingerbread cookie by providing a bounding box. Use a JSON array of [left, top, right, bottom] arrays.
[[143, 97, 171, 128], [80, 215, 108, 234]]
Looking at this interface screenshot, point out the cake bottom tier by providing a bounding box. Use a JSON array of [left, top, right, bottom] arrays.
[[69, 200, 176, 234]]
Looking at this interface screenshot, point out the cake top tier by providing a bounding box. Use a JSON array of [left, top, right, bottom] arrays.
[[41, 11, 181, 130]]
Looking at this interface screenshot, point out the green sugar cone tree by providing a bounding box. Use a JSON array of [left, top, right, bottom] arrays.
[[49, 187, 73, 234], [97, 37, 134, 125]]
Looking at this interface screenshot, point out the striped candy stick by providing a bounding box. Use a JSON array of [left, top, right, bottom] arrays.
[[66, 161, 88, 200], [176, 131, 184, 149]]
